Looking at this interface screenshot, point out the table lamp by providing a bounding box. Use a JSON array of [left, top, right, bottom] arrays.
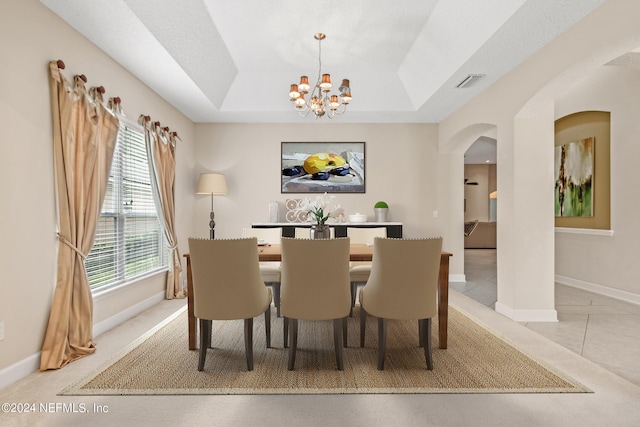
[[196, 173, 228, 239]]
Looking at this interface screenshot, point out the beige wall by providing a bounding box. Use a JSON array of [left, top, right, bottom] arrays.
[[193, 123, 449, 242], [0, 0, 197, 372], [464, 164, 496, 222]]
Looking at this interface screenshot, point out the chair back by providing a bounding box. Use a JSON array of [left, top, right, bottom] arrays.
[[280, 237, 351, 320], [347, 227, 387, 244], [362, 237, 442, 320], [242, 227, 282, 244], [188, 238, 270, 320]]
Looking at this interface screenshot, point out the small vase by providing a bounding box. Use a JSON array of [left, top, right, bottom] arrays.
[[374, 207, 388, 222], [310, 224, 331, 239]]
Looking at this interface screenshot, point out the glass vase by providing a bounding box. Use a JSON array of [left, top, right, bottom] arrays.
[[310, 224, 331, 239]]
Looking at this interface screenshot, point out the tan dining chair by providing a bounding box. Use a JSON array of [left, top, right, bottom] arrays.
[[347, 227, 387, 316], [188, 237, 272, 371], [280, 237, 351, 370], [359, 237, 442, 370], [242, 227, 282, 316], [294, 227, 335, 238]]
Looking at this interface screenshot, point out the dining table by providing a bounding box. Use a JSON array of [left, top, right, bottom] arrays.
[[183, 243, 452, 350]]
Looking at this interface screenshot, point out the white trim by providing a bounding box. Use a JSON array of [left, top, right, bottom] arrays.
[[495, 302, 558, 322], [0, 352, 40, 390], [555, 275, 640, 306], [93, 291, 165, 337], [0, 291, 165, 390], [92, 269, 167, 299], [449, 274, 466, 283], [555, 227, 614, 236]]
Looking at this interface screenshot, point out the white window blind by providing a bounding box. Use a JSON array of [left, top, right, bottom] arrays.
[[85, 122, 167, 290]]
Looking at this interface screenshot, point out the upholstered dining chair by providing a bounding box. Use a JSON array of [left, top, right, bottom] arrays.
[[347, 227, 387, 316], [280, 237, 351, 370], [359, 237, 442, 370], [188, 237, 272, 371], [294, 227, 335, 238], [242, 227, 282, 316]]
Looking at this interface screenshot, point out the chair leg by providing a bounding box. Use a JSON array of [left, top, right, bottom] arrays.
[[273, 283, 281, 318], [264, 307, 271, 348], [283, 317, 289, 348], [377, 318, 387, 370], [350, 282, 357, 317], [198, 319, 211, 371], [244, 318, 254, 371], [343, 317, 348, 347], [423, 318, 434, 370], [287, 318, 298, 370], [360, 308, 367, 347], [418, 319, 424, 347], [333, 318, 344, 371]]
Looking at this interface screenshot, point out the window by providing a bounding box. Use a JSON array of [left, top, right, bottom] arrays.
[[85, 121, 167, 290]]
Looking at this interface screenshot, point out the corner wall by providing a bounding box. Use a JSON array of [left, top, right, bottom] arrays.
[[0, 0, 197, 379], [555, 66, 640, 298]]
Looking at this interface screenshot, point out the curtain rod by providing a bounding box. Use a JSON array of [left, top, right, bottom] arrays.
[[55, 59, 105, 94], [141, 115, 180, 139]]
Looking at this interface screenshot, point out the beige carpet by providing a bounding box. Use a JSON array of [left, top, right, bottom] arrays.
[[61, 305, 590, 395]]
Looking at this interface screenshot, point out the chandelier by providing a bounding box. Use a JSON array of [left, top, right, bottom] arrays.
[[288, 33, 352, 119]]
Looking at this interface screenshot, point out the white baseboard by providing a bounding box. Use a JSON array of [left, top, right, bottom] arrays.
[[555, 275, 640, 306], [0, 291, 165, 391], [93, 291, 165, 337], [495, 302, 558, 322], [0, 352, 40, 390], [449, 274, 466, 283]]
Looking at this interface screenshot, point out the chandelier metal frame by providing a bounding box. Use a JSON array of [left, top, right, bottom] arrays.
[[288, 33, 352, 119]]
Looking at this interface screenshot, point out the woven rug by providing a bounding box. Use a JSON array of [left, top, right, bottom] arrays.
[[61, 305, 590, 395]]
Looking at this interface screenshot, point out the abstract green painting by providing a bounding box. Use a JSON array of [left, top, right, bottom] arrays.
[[555, 137, 594, 217]]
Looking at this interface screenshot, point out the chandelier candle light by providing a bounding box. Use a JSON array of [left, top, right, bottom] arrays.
[[288, 33, 352, 119]]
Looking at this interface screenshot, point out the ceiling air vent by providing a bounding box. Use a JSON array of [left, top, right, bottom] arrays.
[[456, 74, 485, 88]]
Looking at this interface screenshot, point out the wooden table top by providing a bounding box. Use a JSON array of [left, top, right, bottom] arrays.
[[185, 243, 452, 262], [257, 243, 373, 262]]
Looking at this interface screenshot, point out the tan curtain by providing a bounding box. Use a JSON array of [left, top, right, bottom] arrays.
[[40, 61, 120, 370], [138, 115, 184, 299]]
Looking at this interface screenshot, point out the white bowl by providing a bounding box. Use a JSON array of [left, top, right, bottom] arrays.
[[348, 213, 367, 223]]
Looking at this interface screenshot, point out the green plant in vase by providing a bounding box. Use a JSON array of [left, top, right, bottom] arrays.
[[374, 201, 389, 222]]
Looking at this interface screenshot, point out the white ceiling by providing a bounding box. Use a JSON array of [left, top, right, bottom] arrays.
[[41, 0, 606, 124]]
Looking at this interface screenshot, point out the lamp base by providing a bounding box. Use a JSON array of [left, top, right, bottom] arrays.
[[209, 211, 215, 240]]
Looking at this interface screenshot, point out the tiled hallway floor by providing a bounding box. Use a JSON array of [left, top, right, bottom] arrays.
[[452, 249, 640, 387]]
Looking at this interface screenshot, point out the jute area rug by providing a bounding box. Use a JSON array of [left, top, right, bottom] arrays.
[[61, 305, 590, 395]]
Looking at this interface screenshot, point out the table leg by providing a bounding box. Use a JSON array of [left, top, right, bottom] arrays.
[[185, 255, 197, 350], [438, 254, 450, 349]]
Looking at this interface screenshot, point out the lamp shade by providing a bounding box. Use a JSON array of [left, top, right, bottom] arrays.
[[196, 173, 227, 195]]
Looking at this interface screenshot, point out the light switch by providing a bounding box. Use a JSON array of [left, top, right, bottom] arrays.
[[0, 321, 4, 341]]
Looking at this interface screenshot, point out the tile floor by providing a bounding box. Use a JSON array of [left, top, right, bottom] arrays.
[[452, 249, 640, 387]]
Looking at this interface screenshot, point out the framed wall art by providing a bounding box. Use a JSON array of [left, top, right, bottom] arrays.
[[281, 142, 365, 193], [554, 136, 594, 217]]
